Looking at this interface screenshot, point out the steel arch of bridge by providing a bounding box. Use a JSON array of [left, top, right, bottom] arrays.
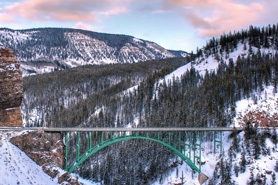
[[63, 129, 225, 174]]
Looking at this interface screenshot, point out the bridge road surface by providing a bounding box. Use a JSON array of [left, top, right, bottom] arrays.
[[0, 127, 247, 132]]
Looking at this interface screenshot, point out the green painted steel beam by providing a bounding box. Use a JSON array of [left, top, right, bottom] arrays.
[[184, 131, 192, 160], [76, 132, 80, 162], [64, 131, 69, 171], [214, 131, 223, 154], [199, 131, 202, 171], [193, 131, 202, 171], [179, 131, 181, 152], [189, 131, 192, 160], [193, 132, 196, 165], [174, 132, 176, 149], [67, 135, 201, 174], [214, 131, 217, 153], [168, 131, 171, 145], [220, 131, 223, 154]]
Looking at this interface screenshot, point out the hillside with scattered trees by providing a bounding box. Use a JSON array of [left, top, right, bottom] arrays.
[[21, 24, 278, 184]]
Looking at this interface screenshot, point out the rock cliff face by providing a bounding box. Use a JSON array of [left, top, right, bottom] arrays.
[[0, 48, 23, 127], [10, 132, 82, 184], [10, 132, 64, 168]]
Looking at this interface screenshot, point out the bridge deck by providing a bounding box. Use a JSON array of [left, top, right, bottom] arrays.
[[43, 127, 246, 132], [0, 126, 270, 132]]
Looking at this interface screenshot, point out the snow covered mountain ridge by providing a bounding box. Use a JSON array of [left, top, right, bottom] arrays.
[[0, 28, 188, 76]]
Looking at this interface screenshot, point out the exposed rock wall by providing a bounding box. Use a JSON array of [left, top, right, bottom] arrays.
[[10, 132, 64, 168], [9, 132, 82, 184], [0, 48, 23, 127]]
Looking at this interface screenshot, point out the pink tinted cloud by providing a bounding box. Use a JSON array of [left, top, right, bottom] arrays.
[[162, 0, 276, 31], [99, 7, 129, 16], [184, 13, 212, 29], [156, 0, 222, 9], [197, 2, 264, 37], [0, 13, 13, 23], [158, 0, 270, 37], [74, 22, 94, 31], [2, 0, 130, 23]]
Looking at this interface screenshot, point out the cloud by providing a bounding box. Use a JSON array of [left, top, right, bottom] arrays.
[[99, 7, 129, 16], [198, 2, 264, 36], [156, 0, 220, 9], [74, 22, 94, 31], [156, 0, 268, 37], [0, 12, 13, 23], [1, 0, 277, 41], [152, 9, 169, 14], [184, 13, 212, 29], [1, 0, 130, 24]]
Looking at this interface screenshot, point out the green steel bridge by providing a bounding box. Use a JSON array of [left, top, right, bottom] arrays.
[[1, 126, 255, 184]]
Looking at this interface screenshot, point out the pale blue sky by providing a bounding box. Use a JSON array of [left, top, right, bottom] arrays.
[[0, 0, 277, 52]]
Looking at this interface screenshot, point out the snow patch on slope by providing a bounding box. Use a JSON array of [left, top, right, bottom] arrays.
[[133, 38, 143, 43], [0, 131, 58, 185], [157, 42, 276, 87], [0, 131, 101, 185], [153, 135, 226, 185], [229, 131, 278, 185], [234, 85, 278, 127]]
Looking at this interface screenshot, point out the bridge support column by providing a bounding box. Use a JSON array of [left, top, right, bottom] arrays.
[[193, 131, 202, 171], [76, 132, 80, 162], [214, 131, 223, 154], [64, 131, 69, 171]]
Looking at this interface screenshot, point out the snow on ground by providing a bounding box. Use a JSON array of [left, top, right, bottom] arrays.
[[101, 58, 117, 64], [158, 63, 192, 86], [133, 37, 143, 43], [0, 131, 100, 185], [157, 52, 218, 86], [70, 173, 100, 185], [194, 55, 219, 76], [158, 43, 276, 87], [153, 127, 278, 185], [21, 106, 40, 127], [230, 131, 278, 185], [0, 131, 58, 185], [153, 135, 225, 185], [123, 84, 139, 95], [234, 85, 278, 127]]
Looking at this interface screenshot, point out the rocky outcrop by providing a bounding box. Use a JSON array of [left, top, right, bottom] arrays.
[[10, 132, 64, 168], [10, 132, 83, 184], [0, 48, 23, 127]]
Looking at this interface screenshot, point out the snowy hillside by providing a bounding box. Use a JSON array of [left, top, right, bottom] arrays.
[[0, 131, 58, 185], [147, 25, 278, 184], [0, 131, 102, 185], [160, 42, 277, 83], [151, 129, 278, 185], [9, 24, 278, 184], [0, 28, 187, 76]]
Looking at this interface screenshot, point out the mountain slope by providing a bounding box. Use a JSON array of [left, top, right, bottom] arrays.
[[0, 131, 58, 185], [0, 28, 187, 76], [17, 24, 278, 184]]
